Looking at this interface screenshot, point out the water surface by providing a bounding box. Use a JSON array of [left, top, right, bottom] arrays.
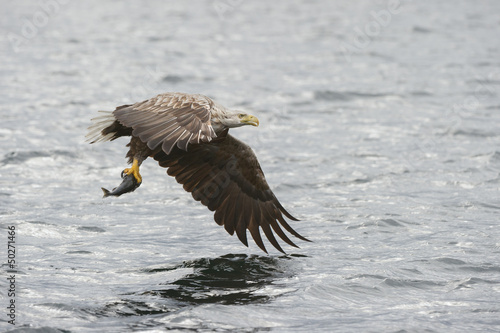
[[1, 1, 500, 332]]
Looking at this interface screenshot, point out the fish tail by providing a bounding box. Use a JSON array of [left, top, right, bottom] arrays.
[[101, 187, 111, 198]]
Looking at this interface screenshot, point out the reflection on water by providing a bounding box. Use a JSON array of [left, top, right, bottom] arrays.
[[150, 254, 295, 305], [95, 254, 300, 317]]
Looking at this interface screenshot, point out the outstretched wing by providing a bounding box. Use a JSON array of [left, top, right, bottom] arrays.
[[152, 133, 309, 253], [113, 93, 217, 154]]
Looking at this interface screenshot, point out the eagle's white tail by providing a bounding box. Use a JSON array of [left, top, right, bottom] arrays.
[[85, 111, 117, 143]]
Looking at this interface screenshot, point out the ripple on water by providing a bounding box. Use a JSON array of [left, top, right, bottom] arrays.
[[314, 90, 389, 102], [86, 254, 300, 318], [0, 150, 78, 166]]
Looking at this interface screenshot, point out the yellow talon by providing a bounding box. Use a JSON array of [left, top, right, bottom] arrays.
[[123, 159, 142, 183]]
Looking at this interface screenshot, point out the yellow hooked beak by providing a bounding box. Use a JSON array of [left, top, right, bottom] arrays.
[[240, 114, 259, 127]]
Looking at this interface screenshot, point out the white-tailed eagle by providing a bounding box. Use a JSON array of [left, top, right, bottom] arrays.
[[86, 92, 309, 253]]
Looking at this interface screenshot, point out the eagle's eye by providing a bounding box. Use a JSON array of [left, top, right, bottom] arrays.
[[238, 114, 245, 119]]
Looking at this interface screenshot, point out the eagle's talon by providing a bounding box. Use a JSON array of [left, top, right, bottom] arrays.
[[122, 159, 142, 183]]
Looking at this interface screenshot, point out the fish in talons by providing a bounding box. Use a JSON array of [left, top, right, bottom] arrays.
[[101, 170, 142, 198]]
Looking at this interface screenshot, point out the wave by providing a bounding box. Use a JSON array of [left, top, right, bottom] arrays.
[[0, 149, 78, 166]]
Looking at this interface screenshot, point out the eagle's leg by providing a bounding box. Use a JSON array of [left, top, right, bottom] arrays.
[[122, 158, 142, 184], [123, 136, 152, 185]]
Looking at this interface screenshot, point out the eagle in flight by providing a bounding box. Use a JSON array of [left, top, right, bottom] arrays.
[[86, 92, 309, 253]]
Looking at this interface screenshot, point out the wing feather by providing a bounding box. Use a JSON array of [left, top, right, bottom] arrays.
[[260, 217, 284, 254], [152, 134, 309, 253], [248, 220, 267, 253], [113, 93, 217, 154], [234, 193, 248, 246]]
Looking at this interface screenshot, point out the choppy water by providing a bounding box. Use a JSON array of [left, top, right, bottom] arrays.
[[1, 1, 500, 332]]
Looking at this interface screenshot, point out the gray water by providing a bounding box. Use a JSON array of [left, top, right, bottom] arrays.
[[1, 1, 500, 332]]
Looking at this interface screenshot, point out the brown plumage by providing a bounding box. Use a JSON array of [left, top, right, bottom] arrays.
[[87, 92, 309, 253], [114, 93, 217, 154]]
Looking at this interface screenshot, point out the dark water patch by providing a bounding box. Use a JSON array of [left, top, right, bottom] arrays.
[[486, 176, 500, 184], [77, 226, 106, 233], [471, 308, 500, 313], [65, 250, 93, 255], [453, 277, 499, 290], [345, 219, 407, 230], [351, 178, 371, 184], [451, 129, 498, 138], [433, 258, 500, 273], [147, 254, 295, 306], [368, 51, 395, 62], [413, 26, 433, 33], [435, 257, 467, 265], [26, 220, 56, 226], [51, 69, 80, 76], [1, 150, 78, 166], [162, 74, 184, 83], [382, 278, 446, 289], [353, 153, 386, 159], [325, 281, 382, 298], [314, 90, 387, 101], [459, 263, 500, 273], [410, 90, 433, 97], [140, 264, 179, 274], [488, 151, 500, 163], [91, 254, 298, 318], [345, 273, 387, 281], [401, 268, 423, 275], [345, 221, 375, 230], [380, 219, 405, 227], [69, 100, 89, 106], [468, 77, 500, 85], [5, 327, 71, 333], [36, 303, 93, 325], [148, 36, 172, 42], [95, 299, 174, 317], [476, 202, 500, 209]]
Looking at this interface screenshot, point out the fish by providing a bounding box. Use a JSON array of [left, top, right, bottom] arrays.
[[101, 172, 141, 198]]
